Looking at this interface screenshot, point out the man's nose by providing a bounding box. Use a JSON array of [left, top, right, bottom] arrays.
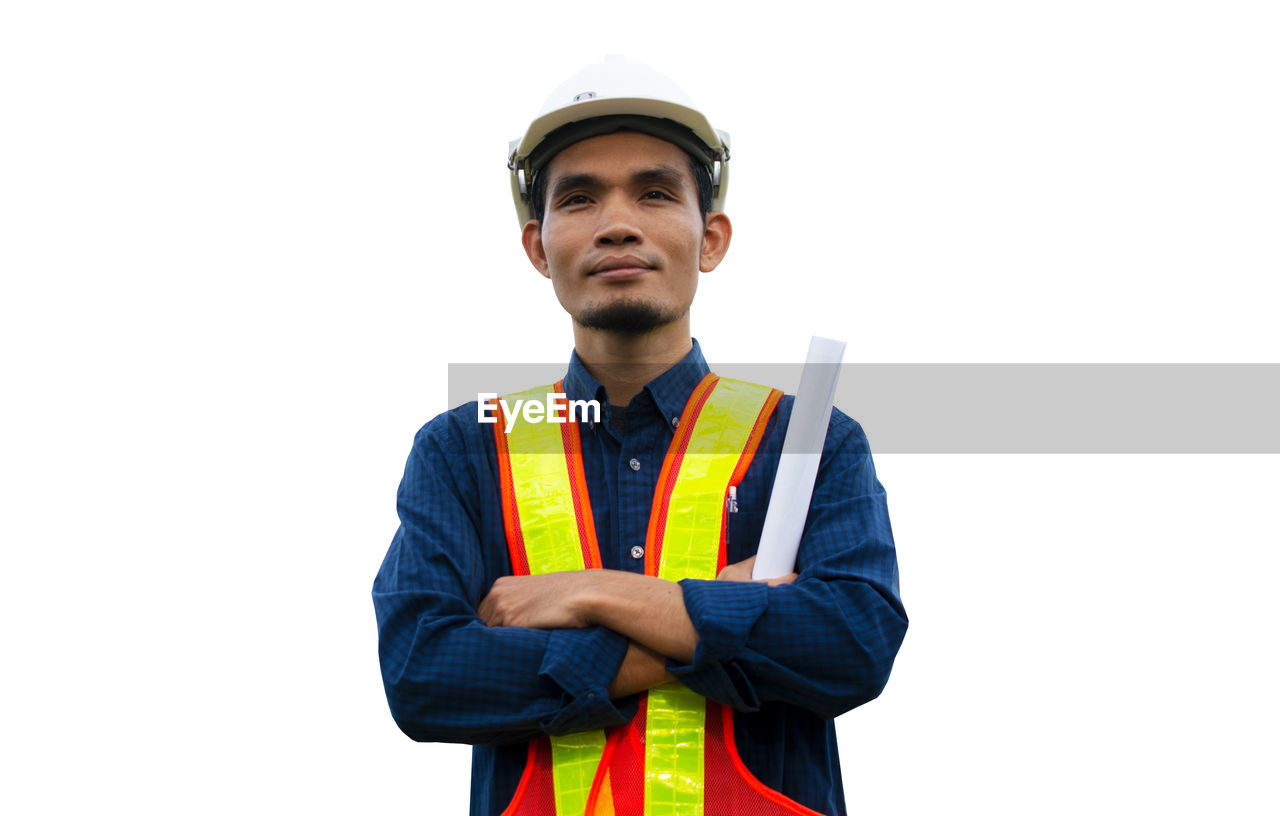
[[593, 197, 642, 246]]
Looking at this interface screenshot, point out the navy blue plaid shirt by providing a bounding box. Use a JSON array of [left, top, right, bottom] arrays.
[[373, 340, 907, 816]]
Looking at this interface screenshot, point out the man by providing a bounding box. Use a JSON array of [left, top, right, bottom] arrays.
[[373, 57, 906, 816]]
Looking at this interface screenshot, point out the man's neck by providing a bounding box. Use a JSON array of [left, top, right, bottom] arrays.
[[571, 320, 693, 408]]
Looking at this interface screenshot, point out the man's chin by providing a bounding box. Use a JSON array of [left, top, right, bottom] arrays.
[[575, 300, 680, 335]]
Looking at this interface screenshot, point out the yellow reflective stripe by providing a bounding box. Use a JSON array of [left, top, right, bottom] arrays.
[[656, 379, 774, 584], [551, 730, 607, 816], [500, 383, 606, 816], [643, 682, 706, 816], [503, 385, 587, 576], [645, 379, 774, 816]]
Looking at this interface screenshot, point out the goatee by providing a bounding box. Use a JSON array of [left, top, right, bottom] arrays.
[[576, 299, 683, 335]]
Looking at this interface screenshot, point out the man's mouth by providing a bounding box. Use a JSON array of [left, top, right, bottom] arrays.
[[590, 256, 655, 280]]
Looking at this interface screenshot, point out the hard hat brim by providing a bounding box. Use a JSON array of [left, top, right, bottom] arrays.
[[513, 96, 725, 171]]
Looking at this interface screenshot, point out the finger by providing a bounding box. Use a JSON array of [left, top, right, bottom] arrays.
[[477, 592, 497, 626], [720, 554, 757, 581]]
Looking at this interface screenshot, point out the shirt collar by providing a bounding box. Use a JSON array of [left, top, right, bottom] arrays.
[[563, 338, 711, 425]]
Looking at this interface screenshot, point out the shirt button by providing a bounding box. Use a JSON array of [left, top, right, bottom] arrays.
[[628, 458, 641, 472], [631, 546, 645, 560], [671, 416, 679, 428]]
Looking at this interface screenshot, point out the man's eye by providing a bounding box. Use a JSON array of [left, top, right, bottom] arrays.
[[642, 190, 673, 201], [561, 194, 590, 206]]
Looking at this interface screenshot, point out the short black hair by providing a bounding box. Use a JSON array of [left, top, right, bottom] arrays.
[[528, 137, 714, 224]]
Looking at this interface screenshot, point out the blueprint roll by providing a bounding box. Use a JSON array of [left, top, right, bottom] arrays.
[[751, 336, 847, 580]]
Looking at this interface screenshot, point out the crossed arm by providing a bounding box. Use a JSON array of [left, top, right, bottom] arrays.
[[475, 557, 795, 698], [373, 409, 905, 745]]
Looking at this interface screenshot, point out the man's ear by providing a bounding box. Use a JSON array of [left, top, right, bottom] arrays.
[[699, 212, 732, 273], [521, 220, 550, 279]]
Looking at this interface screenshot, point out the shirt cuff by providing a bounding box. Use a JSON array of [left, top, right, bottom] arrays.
[[666, 579, 769, 711], [537, 626, 631, 735]]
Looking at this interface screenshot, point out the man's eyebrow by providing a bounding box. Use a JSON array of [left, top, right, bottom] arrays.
[[631, 166, 687, 188], [548, 173, 602, 201], [547, 165, 689, 201]]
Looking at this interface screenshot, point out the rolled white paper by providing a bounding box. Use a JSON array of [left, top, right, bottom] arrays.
[[751, 336, 847, 580]]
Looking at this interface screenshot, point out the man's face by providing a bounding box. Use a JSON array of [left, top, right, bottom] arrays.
[[521, 132, 730, 335]]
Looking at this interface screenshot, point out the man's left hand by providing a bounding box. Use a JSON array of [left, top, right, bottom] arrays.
[[477, 571, 592, 629]]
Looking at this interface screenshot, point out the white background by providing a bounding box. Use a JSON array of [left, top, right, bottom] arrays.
[[2, 1, 1277, 813]]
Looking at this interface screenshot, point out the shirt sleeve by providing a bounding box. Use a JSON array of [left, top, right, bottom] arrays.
[[372, 412, 633, 745], [666, 412, 909, 718]]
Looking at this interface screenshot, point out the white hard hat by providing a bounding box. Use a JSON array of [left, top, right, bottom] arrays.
[[507, 56, 731, 226]]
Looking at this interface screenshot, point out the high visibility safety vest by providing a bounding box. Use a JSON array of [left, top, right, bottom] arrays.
[[490, 373, 825, 816]]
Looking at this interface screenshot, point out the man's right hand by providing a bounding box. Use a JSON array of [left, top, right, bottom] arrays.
[[716, 555, 797, 586]]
